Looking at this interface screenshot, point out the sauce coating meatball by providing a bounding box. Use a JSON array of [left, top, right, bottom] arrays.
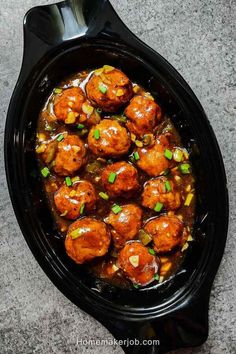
[[136, 135, 170, 176], [144, 215, 184, 253], [101, 161, 139, 197], [86, 66, 133, 112], [125, 95, 162, 137], [142, 177, 181, 211], [54, 180, 97, 219], [118, 242, 159, 285], [88, 119, 131, 157], [105, 204, 142, 248], [65, 218, 111, 264], [54, 87, 85, 123], [53, 135, 87, 176]]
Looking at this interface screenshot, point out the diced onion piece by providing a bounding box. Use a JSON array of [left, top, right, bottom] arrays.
[[36, 144, 46, 154], [70, 228, 83, 239], [159, 276, 164, 283], [116, 89, 124, 97], [69, 190, 77, 197], [185, 184, 191, 192], [72, 145, 81, 153], [94, 67, 104, 76], [135, 140, 143, 147], [173, 148, 183, 162], [138, 229, 152, 245], [37, 133, 46, 142], [183, 148, 189, 160], [131, 133, 136, 142], [71, 176, 80, 183], [160, 262, 172, 275], [174, 175, 182, 184], [187, 235, 193, 242], [112, 264, 119, 272], [82, 102, 94, 115], [65, 111, 77, 124], [60, 210, 68, 217], [184, 193, 194, 206], [129, 255, 139, 268], [103, 65, 114, 73], [181, 243, 189, 252], [133, 85, 140, 93]]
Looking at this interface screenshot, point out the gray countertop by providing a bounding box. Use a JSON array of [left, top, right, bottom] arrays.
[[0, 0, 235, 353]]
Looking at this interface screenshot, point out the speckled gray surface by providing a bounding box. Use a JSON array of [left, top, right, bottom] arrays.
[[0, 0, 235, 353]]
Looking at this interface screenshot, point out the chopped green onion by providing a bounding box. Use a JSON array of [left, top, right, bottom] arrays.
[[148, 248, 155, 255], [165, 180, 172, 192], [71, 176, 80, 184], [96, 108, 102, 113], [99, 192, 109, 200], [154, 202, 163, 212], [164, 149, 173, 160], [98, 84, 107, 94], [111, 204, 122, 214], [93, 129, 100, 140], [80, 203, 85, 215], [108, 172, 117, 183], [57, 134, 64, 142], [133, 283, 139, 289], [133, 151, 140, 161], [111, 115, 127, 123], [41, 167, 50, 178], [77, 123, 85, 130], [153, 273, 159, 281], [45, 123, 53, 131], [179, 163, 191, 174], [162, 168, 170, 176], [71, 228, 82, 240], [54, 88, 62, 94], [65, 176, 72, 187]]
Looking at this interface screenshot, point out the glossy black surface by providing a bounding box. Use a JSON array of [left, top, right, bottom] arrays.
[[5, 0, 228, 353]]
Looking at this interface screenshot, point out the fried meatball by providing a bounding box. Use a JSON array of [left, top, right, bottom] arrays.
[[65, 217, 111, 264], [54, 135, 87, 176], [86, 66, 133, 112], [136, 135, 170, 176], [142, 177, 181, 211], [125, 95, 162, 137], [54, 87, 85, 123], [54, 180, 97, 219], [101, 161, 139, 197], [105, 204, 142, 248], [88, 119, 131, 157], [144, 215, 184, 253], [118, 242, 159, 286]]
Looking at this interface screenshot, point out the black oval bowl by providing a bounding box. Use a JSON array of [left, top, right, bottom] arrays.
[[4, 0, 228, 353]]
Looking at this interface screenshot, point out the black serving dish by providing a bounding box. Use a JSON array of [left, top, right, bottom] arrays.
[[4, 0, 228, 353]]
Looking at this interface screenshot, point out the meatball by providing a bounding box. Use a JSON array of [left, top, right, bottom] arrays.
[[86, 66, 133, 112], [118, 242, 159, 286], [142, 177, 181, 211], [65, 217, 111, 264], [105, 204, 142, 248], [136, 135, 170, 176], [88, 119, 131, 157], [53, 135, 87, 176], [101, 161, 139, 197], [125, 95, 162, 137], [54, 87, 85, 123], [144, 215, 184, 253], [54, 180, 97, 219]]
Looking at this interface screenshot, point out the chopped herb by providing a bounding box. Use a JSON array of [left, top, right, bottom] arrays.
[[65, 176, 72, 187], [179, 163, 191, 174], [133, 284, 139, 289], [93, 129, 100, 140], [45, 123, 53, 131], [138, 229, 152, 245], [77, 128, 88, 137], [154, 202, 163, 212], [57, 134, 64, 142], [54, 88, 62, 94], [96, 108, 102, 113], [133, 151, 140, 161], [98, 84, 107, 94], [41, 167, 50, 178], [162, 168, 170, 176], [111, 204, 122, 214], [148, 248, 155, 255], [99, 192, 109, 200], [111, 115, 127, 123], [153, 273, 159, 281], [80, 203, 85, 215], [164, 149, 173, 160], [71, 228, 82, 240], [108, 172, 117, 183], [77, 123, 85, 130], [71, 176, 80, 183], [165, 180, 172, 192]]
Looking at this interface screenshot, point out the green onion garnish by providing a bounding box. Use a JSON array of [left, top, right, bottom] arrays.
[[165, 180, 172, 192], [45, 123, 53, 131], [71, 228, 82, 240], [54, 88, 62, 94], [96, 108, 102, 113], [65, 176, 72, 187], [164, 149, 173, 160], [133, 284, 139, 289], [108, 172, 117, 183], [179, 163, 191, 174], [111, 204, 122, 214], [93, 129, 100, 140], [57, 134, 64, 142], [153, 273, 159, 281], [98, 84, 107, 94], [154, 202, 163, 212], [133, 151, 140, 161], [77, 123, 85, 130], [80, 203, 85, 215], [99, 192, 109, 200], [41, 167, 50, 178], [148, 248, 155, 255]]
